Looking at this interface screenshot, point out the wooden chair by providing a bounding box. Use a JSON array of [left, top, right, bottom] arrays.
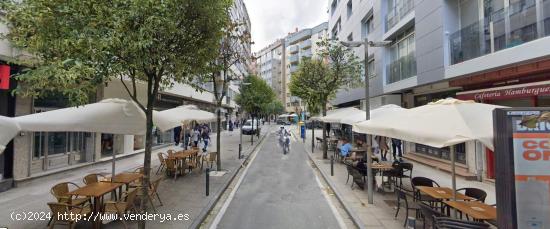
[[164, 158, 180, 181], [156, 152, 168, 174], [201, 152, 218, 170], [47, 202, 91, 229], [83, 173, 107, 185], [103, 189, 138, 229], [137, 178, 163, 213], [50, 182, 90, 206], [167, 149, 175, 158]]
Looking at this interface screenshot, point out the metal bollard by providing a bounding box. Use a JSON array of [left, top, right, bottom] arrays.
[[238, 143, 242, 159], [206, 168, 210, 196], [330, 155, 334, 176], [406, 217, 416, 229]]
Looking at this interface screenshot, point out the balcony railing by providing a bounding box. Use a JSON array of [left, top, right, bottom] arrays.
[[289, 54, 299, 64], [385, 1, 414, 31], [450, 1, 550, 65], [386, 53, 416, 84], [290, 65, 299, 73], [289, 45, 299, 54], [300, 40, 312, 49]]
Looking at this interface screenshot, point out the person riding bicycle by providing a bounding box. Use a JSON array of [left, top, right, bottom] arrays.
[[279, 126, 291, 154]]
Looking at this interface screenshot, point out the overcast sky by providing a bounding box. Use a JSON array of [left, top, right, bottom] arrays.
[[243, 0, 328, 53]]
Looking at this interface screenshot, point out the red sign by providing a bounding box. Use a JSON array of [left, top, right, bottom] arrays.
[[457, 84, 550, 101], [0, 65, 10, 90]]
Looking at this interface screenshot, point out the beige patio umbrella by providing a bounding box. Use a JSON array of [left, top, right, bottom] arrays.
[[14, 98, 147, 177], [153, 105, 216, 132], [0, 116, 21, 154], [353, 98, 506, 204], [340, 104, 405, 125]]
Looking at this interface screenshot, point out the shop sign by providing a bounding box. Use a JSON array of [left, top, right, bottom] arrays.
[[0, 65, 10, 90], [457, 84, 550, 101]]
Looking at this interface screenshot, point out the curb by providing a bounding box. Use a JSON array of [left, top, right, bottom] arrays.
[[293, 128, 367, 229], [189, 127, 271, 229]]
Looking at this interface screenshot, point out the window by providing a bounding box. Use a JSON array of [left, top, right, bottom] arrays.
[[330, 0, 338, 15], [347, 0, 353, 19], [367, 58, 375, 79], [361, 16, 373, 39], [332, 18, 341, 39], [387, 28, 416, 84]]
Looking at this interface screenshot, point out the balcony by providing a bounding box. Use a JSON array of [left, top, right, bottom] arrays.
[[450, 1, 550, 65], [300, 40, 312, 49], [290, 65, 299, 73], [289, 54, 299, 64], [300, 49, 312, 58], [386, 53, 416, 84], [385, 0, 414, 31], [289, 45, 299, 54]]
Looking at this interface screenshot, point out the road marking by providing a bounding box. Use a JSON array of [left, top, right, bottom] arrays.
[[311, 162, 348, 229], [208, 132, 269, 229]]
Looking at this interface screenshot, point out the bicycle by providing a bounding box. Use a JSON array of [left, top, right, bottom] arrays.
[[279, 131, 290, 155]]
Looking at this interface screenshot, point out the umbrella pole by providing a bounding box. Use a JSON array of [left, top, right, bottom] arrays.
[[112, 149, 116, 178], [451, 145, 457, 218]]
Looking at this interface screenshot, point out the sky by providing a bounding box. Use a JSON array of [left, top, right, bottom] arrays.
[[243, 0, 328, 53]]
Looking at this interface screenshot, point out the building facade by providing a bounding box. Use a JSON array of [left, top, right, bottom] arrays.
[[254, 39, 286, 105], [329, 0, 550, 180], [284, 22, 329, 113], [0, 1, 251, 190]]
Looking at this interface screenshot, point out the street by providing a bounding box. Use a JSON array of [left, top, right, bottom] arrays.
[[215, 130, 343, 229]]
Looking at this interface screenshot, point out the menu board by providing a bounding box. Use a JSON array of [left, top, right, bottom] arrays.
[[510, 111, 550, 229]]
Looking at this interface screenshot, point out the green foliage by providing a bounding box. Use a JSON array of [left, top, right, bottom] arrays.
[[1, 0, 232, 107], [290, 39, 362, 115], [235, 75, 276, 115], [262, 100, 285, 116]]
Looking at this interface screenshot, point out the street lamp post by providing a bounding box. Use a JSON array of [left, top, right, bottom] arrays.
[[238, 82, 251, 158], [340, 38, 391, 205]]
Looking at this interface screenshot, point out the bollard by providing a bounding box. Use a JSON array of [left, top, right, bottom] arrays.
[[206, 168, 210, 196], [406, 217, 416, 229], [330, 155, 334, 176], [238, 143, 242, 159]]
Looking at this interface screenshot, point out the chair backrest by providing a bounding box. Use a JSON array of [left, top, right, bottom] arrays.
[[134, 167, 144, 174], [411, 177, 440, 189], [208, 152, 217, 161], [125, 189, 138, 210], [459, 187, 488, 203], [51, 182, 78, 203], [433, 216, 490, 229], [401, 162, 413, 172], [47, 202, 70, 218], [165, 158, 176, 170], [157, 153, 165, 163], [83, 174, 99, 185], [396, 187, 410, 207], [167, 150, 175, 157]]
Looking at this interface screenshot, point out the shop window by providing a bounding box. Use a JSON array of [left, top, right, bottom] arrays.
[[48, 132, 68, 155], [415, 143, 466, 164]]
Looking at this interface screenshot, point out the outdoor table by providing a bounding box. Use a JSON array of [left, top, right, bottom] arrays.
[[371, 163, 394, 191], [170, 149, 199, 174], [417, 186, 474, 201], [68, 182, 123, 229], [443, 200, 497, 221], [109, 172, 143, 199]]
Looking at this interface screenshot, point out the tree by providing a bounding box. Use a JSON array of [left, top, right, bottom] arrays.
[[262, 100, 284, 123], [205, 19, 251, 171], [2, 0, 230, 227], [290, 40, 362, 159], [235, 75, 275, 138]]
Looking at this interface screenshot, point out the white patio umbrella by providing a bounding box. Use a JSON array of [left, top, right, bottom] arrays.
[[353, 98, 506, 204], [319, 107, 359, 123], [153, 105, 216, 132], [14, 98, 147, 177], [0, 116, 21, 154], [340, 104, 405, 125]]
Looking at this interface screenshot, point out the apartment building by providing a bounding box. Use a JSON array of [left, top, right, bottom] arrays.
[[329, 0, 550, 180], [284, 22, 329, 113], [0, 1, 251, 191], [255, 39, 286, 104]]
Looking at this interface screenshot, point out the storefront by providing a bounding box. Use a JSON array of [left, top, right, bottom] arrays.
[[457, 80, 550, 178], [0, 63, 15, 191]]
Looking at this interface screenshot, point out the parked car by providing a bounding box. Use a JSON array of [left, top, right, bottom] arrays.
[[241, 119, 261, 135], [276, 119, 291, 125]]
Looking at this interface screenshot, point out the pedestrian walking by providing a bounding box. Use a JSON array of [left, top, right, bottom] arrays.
[[183, 126, 191, 149], [201, 126, 210, 152], [375, 136, 389, 161], [192, 127, 200, 147], [173, 126, 182, 146], [391, 138, 403, 161]]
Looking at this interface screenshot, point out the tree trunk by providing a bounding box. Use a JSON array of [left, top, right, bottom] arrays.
[[322, 105, 328, 159], [312, 120, 315, 153], [138, 94, 154, 229], [250, 115, 254, 145], [216, 107, 222, 170]]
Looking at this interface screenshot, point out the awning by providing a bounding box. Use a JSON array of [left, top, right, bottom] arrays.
[[154, 105, 216, 131]]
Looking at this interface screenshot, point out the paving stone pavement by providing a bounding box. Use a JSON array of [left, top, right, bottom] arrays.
[[0, 127, 270, 229], [292, 127, 496, 229]]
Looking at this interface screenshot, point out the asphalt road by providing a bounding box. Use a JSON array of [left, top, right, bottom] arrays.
[[216, 131, 342, 229]]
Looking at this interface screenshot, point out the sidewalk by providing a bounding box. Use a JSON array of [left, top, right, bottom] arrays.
[[293, 127, 496, 229], [0, 127, 271, 229]]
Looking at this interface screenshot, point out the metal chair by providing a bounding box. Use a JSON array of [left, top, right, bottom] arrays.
[[394, 187, 419, 227], [433, 216, 490, 229], [418, 203, 443, 229], [456, 187, 487, 203], [412, 177, 440, 204]]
